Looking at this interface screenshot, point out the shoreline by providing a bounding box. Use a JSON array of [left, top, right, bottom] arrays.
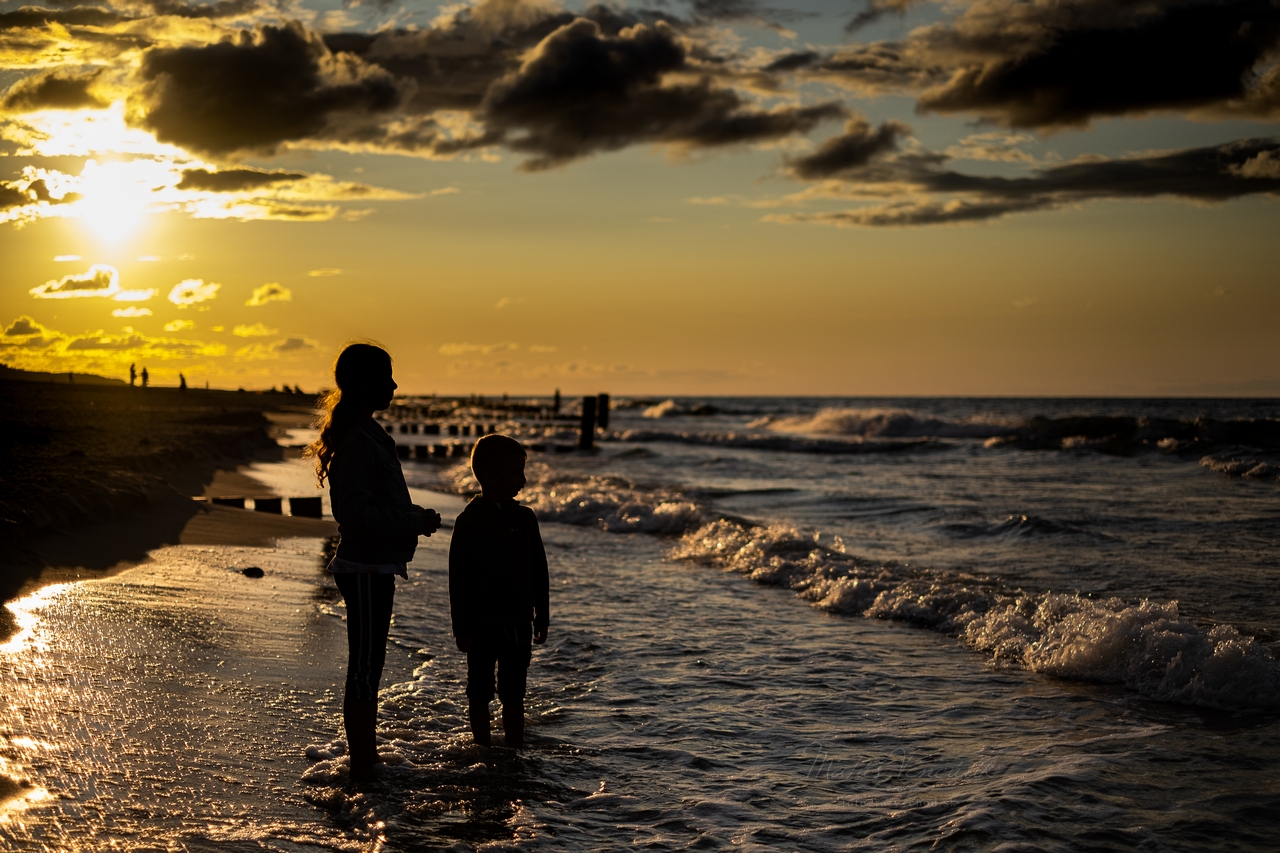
[[0, 379, 335, 638]]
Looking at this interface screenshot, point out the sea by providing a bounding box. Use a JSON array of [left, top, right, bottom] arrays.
[[2, 397, 1279, 851]]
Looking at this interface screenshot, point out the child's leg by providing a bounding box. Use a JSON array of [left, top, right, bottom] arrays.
[[496, 627, 532, 749], [466, 646, 497, 746], [335, 572, 395, 780], [500, 696, 525, 749]]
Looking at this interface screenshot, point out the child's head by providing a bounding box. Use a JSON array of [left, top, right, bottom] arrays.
[[470, 434, 527, 499]]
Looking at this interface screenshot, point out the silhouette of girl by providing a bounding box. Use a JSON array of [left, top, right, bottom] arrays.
[[308, 342, 442, 782]]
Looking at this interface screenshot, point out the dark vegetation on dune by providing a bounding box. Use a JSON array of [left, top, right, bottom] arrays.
[[0, 376, 314, 606]]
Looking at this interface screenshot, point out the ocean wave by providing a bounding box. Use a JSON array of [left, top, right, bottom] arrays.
[[1200, 450, 1280, 481], [671, 520, 1280, 712], [434, 460, 705, 535], [613, 428, 940, 455], [642, 399, 720, 418], [939, 514, 1098, 540], [755, 408, 1017, 439]]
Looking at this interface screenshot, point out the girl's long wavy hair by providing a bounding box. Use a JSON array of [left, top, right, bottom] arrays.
[[307, 342, 392, 487]]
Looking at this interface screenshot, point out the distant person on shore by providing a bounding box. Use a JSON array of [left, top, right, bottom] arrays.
[[307, 342, 443, 782], [140, 367, 149, 388], [129, 363, 136, 386], [449, 435, 549, 748], [179, 373, 187, 391]]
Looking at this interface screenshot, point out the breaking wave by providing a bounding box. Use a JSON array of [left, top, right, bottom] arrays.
[[671, 520, 1280, 712], [754, 408, 1016, 439], [613, 428, 940, 455], [1200, 450, 1280, 481], [435, 460, 705, 535]]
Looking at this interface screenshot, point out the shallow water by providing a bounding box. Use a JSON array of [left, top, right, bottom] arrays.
[[3, 397, 1279, 850]]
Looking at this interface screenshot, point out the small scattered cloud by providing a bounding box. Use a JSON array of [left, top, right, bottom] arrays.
[[165, 319, 195, 332], [30, 264, 120, 299], [176, 167, 308, 193], [431, 186, 461, 196], [114, 289, 158, 302], [112, 306, 153, 317], [53, 255, 81, 262], [1012, 296, 1038, 309], [495, 296, 512, 309], [245, 282, 292, 306], [234, 335, 319, 360], [168, 279, 220, 307], [4, 316, 45, 337], [233, 322, 278, 337], [438, 341, 519, 356], [308, 268, 343, 277], [211, 326, 225, 332], [1213, 286, 1232, 297], [528, 344, 558, 353], [275, 336, 317, 352]]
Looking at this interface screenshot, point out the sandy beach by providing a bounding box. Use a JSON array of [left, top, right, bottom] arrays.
[[0, 376, 337, 638]]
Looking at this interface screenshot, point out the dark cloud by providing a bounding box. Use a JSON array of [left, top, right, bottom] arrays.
[[762, 50, 820, 73], [0, 183, 28, 210], [176, 167, 308, 192], [763, 0, 1280, 126], [914, 0, 1280, 127], [781, 197, 1053, 227], [784, 41, 939, 93], [132, 22, 404, 156], [133, 0, 265, 19], [782, 135, 1280, 226], [914, 138, 1280, 202], [845, 0, 924, 34], [786, 117, 908, 179], [0, 6, 131, 28], [323, 3, 651, 115], [1, 68, 108, 112], [479, 18, 843, 170]]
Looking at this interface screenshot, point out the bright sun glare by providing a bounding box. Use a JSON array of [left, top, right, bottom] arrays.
[[10, 102, 189, 243], [75, 159, 160, 244]]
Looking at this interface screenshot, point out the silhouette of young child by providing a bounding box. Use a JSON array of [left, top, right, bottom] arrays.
[[449, 435, 549, 748]]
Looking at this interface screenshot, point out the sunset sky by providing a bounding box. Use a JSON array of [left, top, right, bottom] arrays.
[[1, 0, 1277, 395]]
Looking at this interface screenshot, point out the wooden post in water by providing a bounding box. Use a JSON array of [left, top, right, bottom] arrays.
[[579, 395, 596, 450], [554, 388, 561, 415], [597, 393, 610, 430]]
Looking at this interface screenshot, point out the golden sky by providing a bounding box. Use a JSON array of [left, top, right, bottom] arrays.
[[1, 0, 1278, 395]]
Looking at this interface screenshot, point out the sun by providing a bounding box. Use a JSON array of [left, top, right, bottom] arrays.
[[8, 101, 188, 243], [75, 158, 161, 244]]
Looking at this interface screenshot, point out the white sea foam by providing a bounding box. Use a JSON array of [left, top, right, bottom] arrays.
[[614, 428, 938, 455], [643, 399, 683, 418], [755, 408, 1017, 439], [672, 519, 1280, 711], [440, 460, 705, 534], [1200, 451, 1280, 481]]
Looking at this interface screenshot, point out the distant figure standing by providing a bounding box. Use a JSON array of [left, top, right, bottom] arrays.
[[450, 435, 549, 748], [179, 373, 187, 391], [140, 367, 149, 388], [306, 343, 443, 783], [129, 363, 137, 386]]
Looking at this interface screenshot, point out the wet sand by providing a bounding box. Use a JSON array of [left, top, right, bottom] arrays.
[[0, 377, 333, 638]]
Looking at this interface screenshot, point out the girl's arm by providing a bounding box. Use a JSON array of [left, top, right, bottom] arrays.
[[329, 437, 426, 539]]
